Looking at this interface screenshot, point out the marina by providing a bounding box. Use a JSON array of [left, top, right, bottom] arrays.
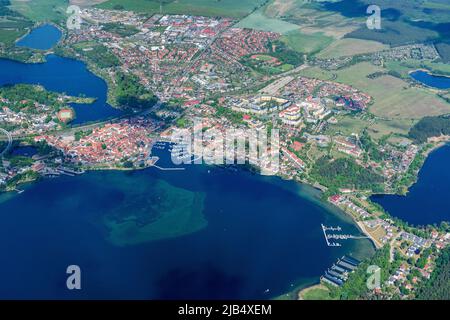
[[321, 256, 361, 287], [321, 224, 369, 247], [0, 143, 374, 299]]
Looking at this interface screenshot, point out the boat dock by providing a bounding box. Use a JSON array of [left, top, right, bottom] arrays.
[[321, 223, 369, 247], [320, 256, 361, 287]]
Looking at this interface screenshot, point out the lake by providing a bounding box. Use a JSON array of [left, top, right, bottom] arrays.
[[16, 24, 62, 50], [372, 144, 450, 226], [0, 22, 375, 300], [1, 23, 123, 125], [410, 70, 450, 89], [0, 55, 123, 125], [0, 144, 374, 299]]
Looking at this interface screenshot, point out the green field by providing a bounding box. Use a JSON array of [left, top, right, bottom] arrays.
[[0, 15, 32, 46], [9, 0, 68, 22], [301, 287, 331, 300], [298, 66, 336, 81], [281, 30, 333, 55], [0, 28, 23, 45], [329, 62, 450, 119], [317, 38, 388, 59], [235, 9, 300, 34], [0, 1, 34, 46], [325, 114, 415, 141], [299, 61, 450, 141], [98, 0, 268, 18]]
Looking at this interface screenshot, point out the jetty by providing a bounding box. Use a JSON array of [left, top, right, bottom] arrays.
[[321, 224, 369, 247], [320, 256, 361, 287]]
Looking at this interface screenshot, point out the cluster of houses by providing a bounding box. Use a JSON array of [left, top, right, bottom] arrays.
[[38, 118, 159, 167], [0, 100, 61, 136], [329, 195, 370, 219], [401, 232, 431, 258], [334, 136, 363, 158], [363, 218, 396, 245], [226, 94, 334, 130], [282, 76, 371, 112], [82, 8, 146, 26], [231, 95, 290, 115]]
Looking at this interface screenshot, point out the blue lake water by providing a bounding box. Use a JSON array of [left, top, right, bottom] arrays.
[[11, 146, 38, 157], [410, 70, 450, 89], [372, 144, 450, 226], [0, 145, 374, 299], [16, 24, 62, 50], [0, 55, 123, 125], [0, 21, 374, 299]]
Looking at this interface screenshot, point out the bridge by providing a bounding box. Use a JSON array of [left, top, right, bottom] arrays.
[[0, 128, 12, 157]]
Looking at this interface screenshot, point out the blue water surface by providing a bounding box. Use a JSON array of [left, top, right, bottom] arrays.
[[410, 70, 450, 90], [372, 145, 450, 226], [16, 24, 62, 50]]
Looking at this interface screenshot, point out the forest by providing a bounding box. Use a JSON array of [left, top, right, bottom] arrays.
[[0, 84, 64, 113], [416, 247, 450, 300], [409, 115, 450, 143], [115, 72, 158, 111], [330, 245, 391, 300], [311, 156, 384, 192]]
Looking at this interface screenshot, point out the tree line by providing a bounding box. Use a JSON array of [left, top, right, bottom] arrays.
[[416, 246, 450, 300], [409, 115, 450, 143]]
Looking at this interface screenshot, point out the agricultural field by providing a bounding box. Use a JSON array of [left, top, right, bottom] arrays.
[[298, 66, 336, 81], [0, 0, 34, 46], [264, 0, 450, 48], [300, 62, 450, 120], [333, 62, 450, 119], [345, 20, 439, 47], [9, 0, 68, 22], [317, 38, 389, 59], [386, 60, 450, 78], [0, 15, 33, 46], [322, 0, 450, 45], [435, 43, 450, 63], [235, 10, 300, 34], [70, 0, 106, 6], [97, 0, 268, 18], [0, 28, 22, 46], [325, 114, 415, 141], [264, 0, 361, 39], [281, 30, 333, 55]]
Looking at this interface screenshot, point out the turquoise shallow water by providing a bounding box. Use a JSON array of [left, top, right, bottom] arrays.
[[0, 23, 374, 299]]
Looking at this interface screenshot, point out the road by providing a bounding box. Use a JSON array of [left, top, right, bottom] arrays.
[[0, 128, 12, 156]]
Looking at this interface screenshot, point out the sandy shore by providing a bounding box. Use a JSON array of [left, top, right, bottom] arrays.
[[297, 284, 329, 300]]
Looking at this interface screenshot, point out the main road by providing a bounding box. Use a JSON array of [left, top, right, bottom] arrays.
[[0, 127, 12, 156]]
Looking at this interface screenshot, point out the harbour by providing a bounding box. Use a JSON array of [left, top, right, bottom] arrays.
[[0, 143, 374, 299]]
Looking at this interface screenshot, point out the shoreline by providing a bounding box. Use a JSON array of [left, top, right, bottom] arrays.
[[409, 69, 450, 92], [409, 68, 450, 80], [297, 283, 330, 300]]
